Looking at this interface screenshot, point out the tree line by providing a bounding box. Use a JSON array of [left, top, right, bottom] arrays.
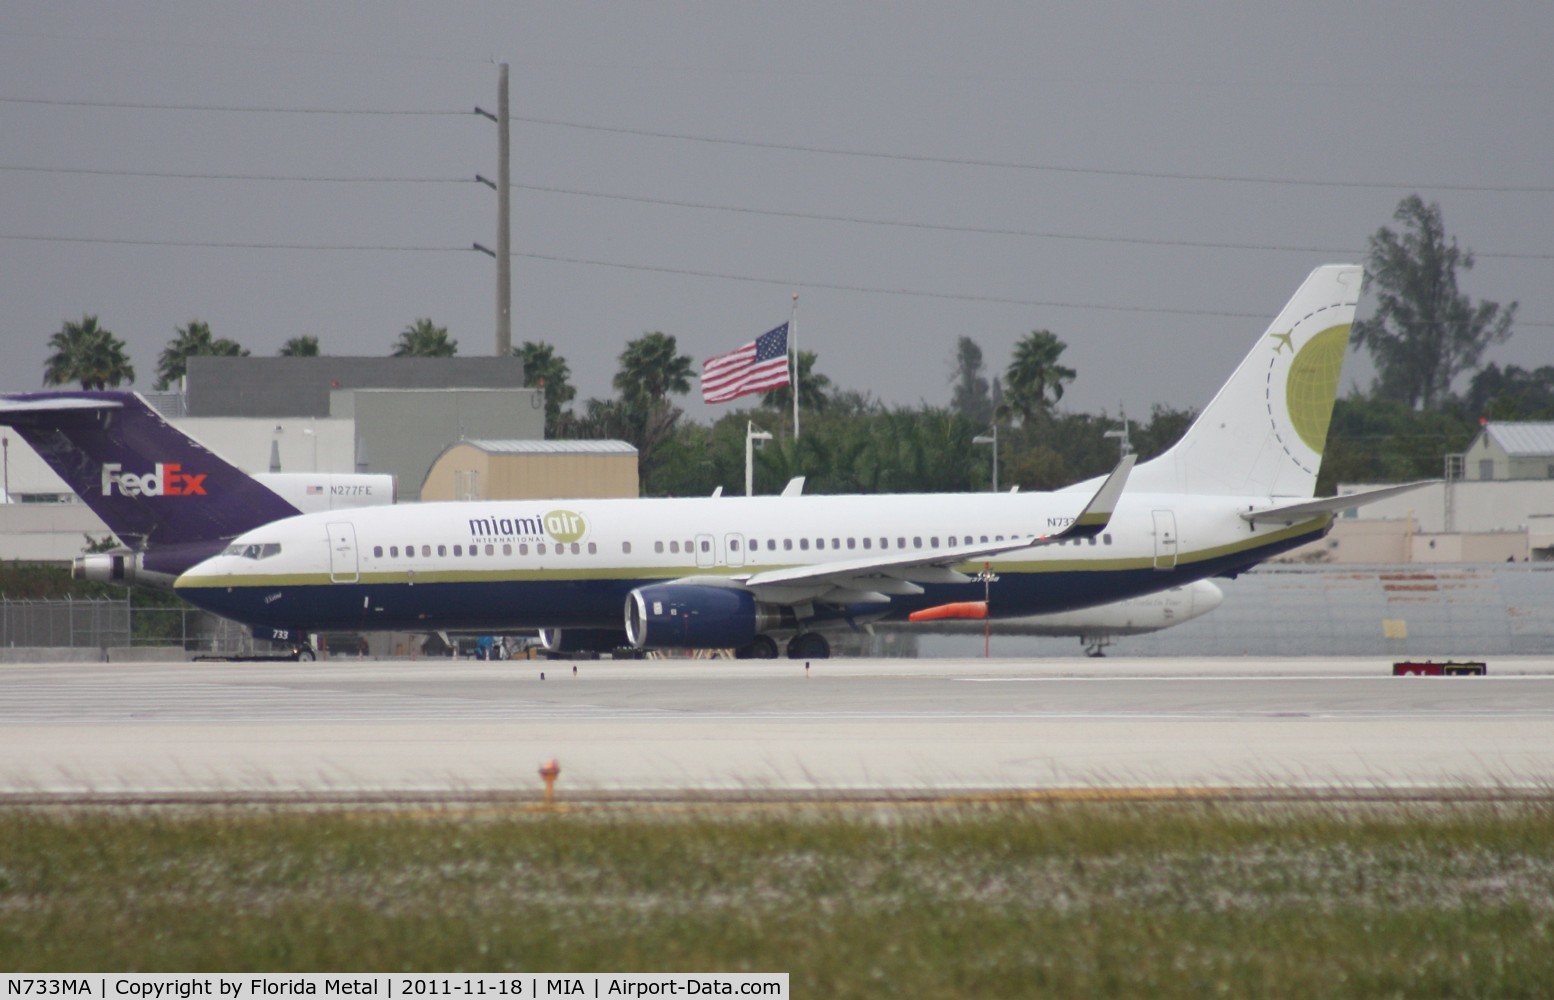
[[38, 196, 1552, 495]]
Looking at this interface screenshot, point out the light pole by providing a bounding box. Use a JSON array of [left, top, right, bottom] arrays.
[[746, 422, 772, 497], [973, 425, 998, 492], [1104, 414, 1132, 462]]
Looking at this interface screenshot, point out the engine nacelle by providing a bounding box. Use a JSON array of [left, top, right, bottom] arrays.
[[625, 584, 790, 650], [72, 539, 227, 589], [538, 628, 632, 654], [73, 551, 138, 584]]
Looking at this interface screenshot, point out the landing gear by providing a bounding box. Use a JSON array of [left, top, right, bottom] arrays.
[[787, 632, 831, 660], [1083, 637, 1111, 658], [736, 634, 781, 660], [293, 645, 316, 663]]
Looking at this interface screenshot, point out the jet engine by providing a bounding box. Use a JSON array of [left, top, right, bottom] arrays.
[[538, 628, 633, 656], [625, 584, 791, 650]]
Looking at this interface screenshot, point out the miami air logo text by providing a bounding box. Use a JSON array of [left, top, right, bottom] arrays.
[[100, 462, 208, 498], [467, 508, 588, 544]]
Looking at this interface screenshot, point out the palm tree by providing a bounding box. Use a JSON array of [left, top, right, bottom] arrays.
[[613, 331, 692, 409], [279, 335, 321, 357], [514, 340, 576, 437], [1002, 330, 1075, 423], [761, 350, 833, 414], [154, 320, 248, 390], [43, 316, 136, 390], [392, 318, 457, 357]]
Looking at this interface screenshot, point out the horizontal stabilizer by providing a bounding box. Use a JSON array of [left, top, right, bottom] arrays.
[[1240, 480, 1438, 526]]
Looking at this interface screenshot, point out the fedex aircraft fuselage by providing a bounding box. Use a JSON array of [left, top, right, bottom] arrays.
[[176, 266, 1430, 658]]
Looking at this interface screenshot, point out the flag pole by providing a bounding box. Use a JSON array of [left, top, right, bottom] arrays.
[[790, 291, 800, 441]]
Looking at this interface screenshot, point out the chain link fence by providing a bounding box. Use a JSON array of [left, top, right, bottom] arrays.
[[0, 597, 250, 654]]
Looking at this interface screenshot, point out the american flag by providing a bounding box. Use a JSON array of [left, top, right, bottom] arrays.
[[306, 484, 323, 495], [700, 322, 791, 404]]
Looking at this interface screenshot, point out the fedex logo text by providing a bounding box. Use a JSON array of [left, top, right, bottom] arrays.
[[100, 462, 208, 498]]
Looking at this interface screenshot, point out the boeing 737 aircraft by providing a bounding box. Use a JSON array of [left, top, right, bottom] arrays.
[[176, 265, 1427, 659], [0, 391, 393, 586]]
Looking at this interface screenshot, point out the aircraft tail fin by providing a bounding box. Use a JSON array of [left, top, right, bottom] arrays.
[[0, 391, 300, 549], [1127, 264, 1363, 498]]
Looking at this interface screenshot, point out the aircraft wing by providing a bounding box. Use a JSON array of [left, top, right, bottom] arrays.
[[1239, 480, 1438, 527], [733, 454, 1135, 602]]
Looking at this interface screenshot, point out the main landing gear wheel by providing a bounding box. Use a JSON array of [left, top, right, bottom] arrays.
[[736, 634, 781, 660], [787, 632, 831, 660]]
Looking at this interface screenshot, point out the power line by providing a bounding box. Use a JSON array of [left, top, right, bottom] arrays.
[[515, 181, 1554, 261], [512, 113, 1554, 195], [2, 234, 469, 252], [7, 231, 1548, 328], [0, 96, 468, 116], [0, 164, 469, 183], [7, 163, 1549, 260]]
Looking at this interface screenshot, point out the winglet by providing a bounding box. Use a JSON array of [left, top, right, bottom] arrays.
[[1062, 453, 1135, 538]]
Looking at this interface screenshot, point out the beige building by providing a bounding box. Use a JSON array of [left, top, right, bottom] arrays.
[[1462, 421, 1554, 481], [421, 440, 638, 501]]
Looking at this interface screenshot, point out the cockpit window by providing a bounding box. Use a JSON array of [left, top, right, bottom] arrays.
[[221, 542, 282, 560]]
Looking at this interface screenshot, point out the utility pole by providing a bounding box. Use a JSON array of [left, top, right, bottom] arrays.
[[495, 61, 512, 357]]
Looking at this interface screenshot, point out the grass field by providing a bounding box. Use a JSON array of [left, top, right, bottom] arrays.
[[2, 797, 1551, 997]]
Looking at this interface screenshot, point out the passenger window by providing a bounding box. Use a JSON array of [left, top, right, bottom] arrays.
[[700, 540, 710, 553], [519, 543, 528, 556], [800, 539, 810, 551], [768, 539, 777, 551], [847, 538, 856, 550], [421, 545, 430, 557], [1089, 536, 1097, 546], [913, 537, 923, 548], [898, 538, 907, 548], [485, 544, 494, 555], [437, 545, 447, 557], [374, 546, 384, 558], [571, 543, 581, 554], [453, 545, 462, 557], [862, 538, 872, 550], [980, 535, 988, 544], [831, 538, 840, 549], [588, 542, 596, 554], [784, 539, 793, 551], [1104, 534, 1113, 545], [930, 537, 939, 548], [670, 541, 680, 554], [655, 541, 664, 554], [537, 543, 547, 555], [503, 544, 513, 556], [390, 546, 399, 557], [730, 539, 740, 551], [816, 539, 825, 550], [622, 542, 632, 554]]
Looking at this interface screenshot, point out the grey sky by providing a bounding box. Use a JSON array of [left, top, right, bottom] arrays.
[[3, 2, 1550, 428]]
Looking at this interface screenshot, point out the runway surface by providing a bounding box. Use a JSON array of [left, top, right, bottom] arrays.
[[3, 655, 1553, 798]]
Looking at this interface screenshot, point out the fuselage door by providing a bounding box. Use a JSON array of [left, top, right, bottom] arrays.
[[695, 532, 717, 568], [327, 521, 360, 583], [1152, 510, 1178, 570], [724, 533, 746, 568]]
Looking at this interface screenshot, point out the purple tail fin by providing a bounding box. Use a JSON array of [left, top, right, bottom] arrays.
[[0, 391, 300, 549]]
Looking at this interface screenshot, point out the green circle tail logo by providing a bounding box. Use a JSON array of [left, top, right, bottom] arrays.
[[1286, 324, 1349, 453], [544, 509, 588, 544]]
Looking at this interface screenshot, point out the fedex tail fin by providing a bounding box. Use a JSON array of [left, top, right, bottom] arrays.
[[1127, 264, 1362, 499], [0, 391, 302, 550]]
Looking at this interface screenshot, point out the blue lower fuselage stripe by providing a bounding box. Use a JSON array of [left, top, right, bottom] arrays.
[[181, 527, 1323, 633]]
